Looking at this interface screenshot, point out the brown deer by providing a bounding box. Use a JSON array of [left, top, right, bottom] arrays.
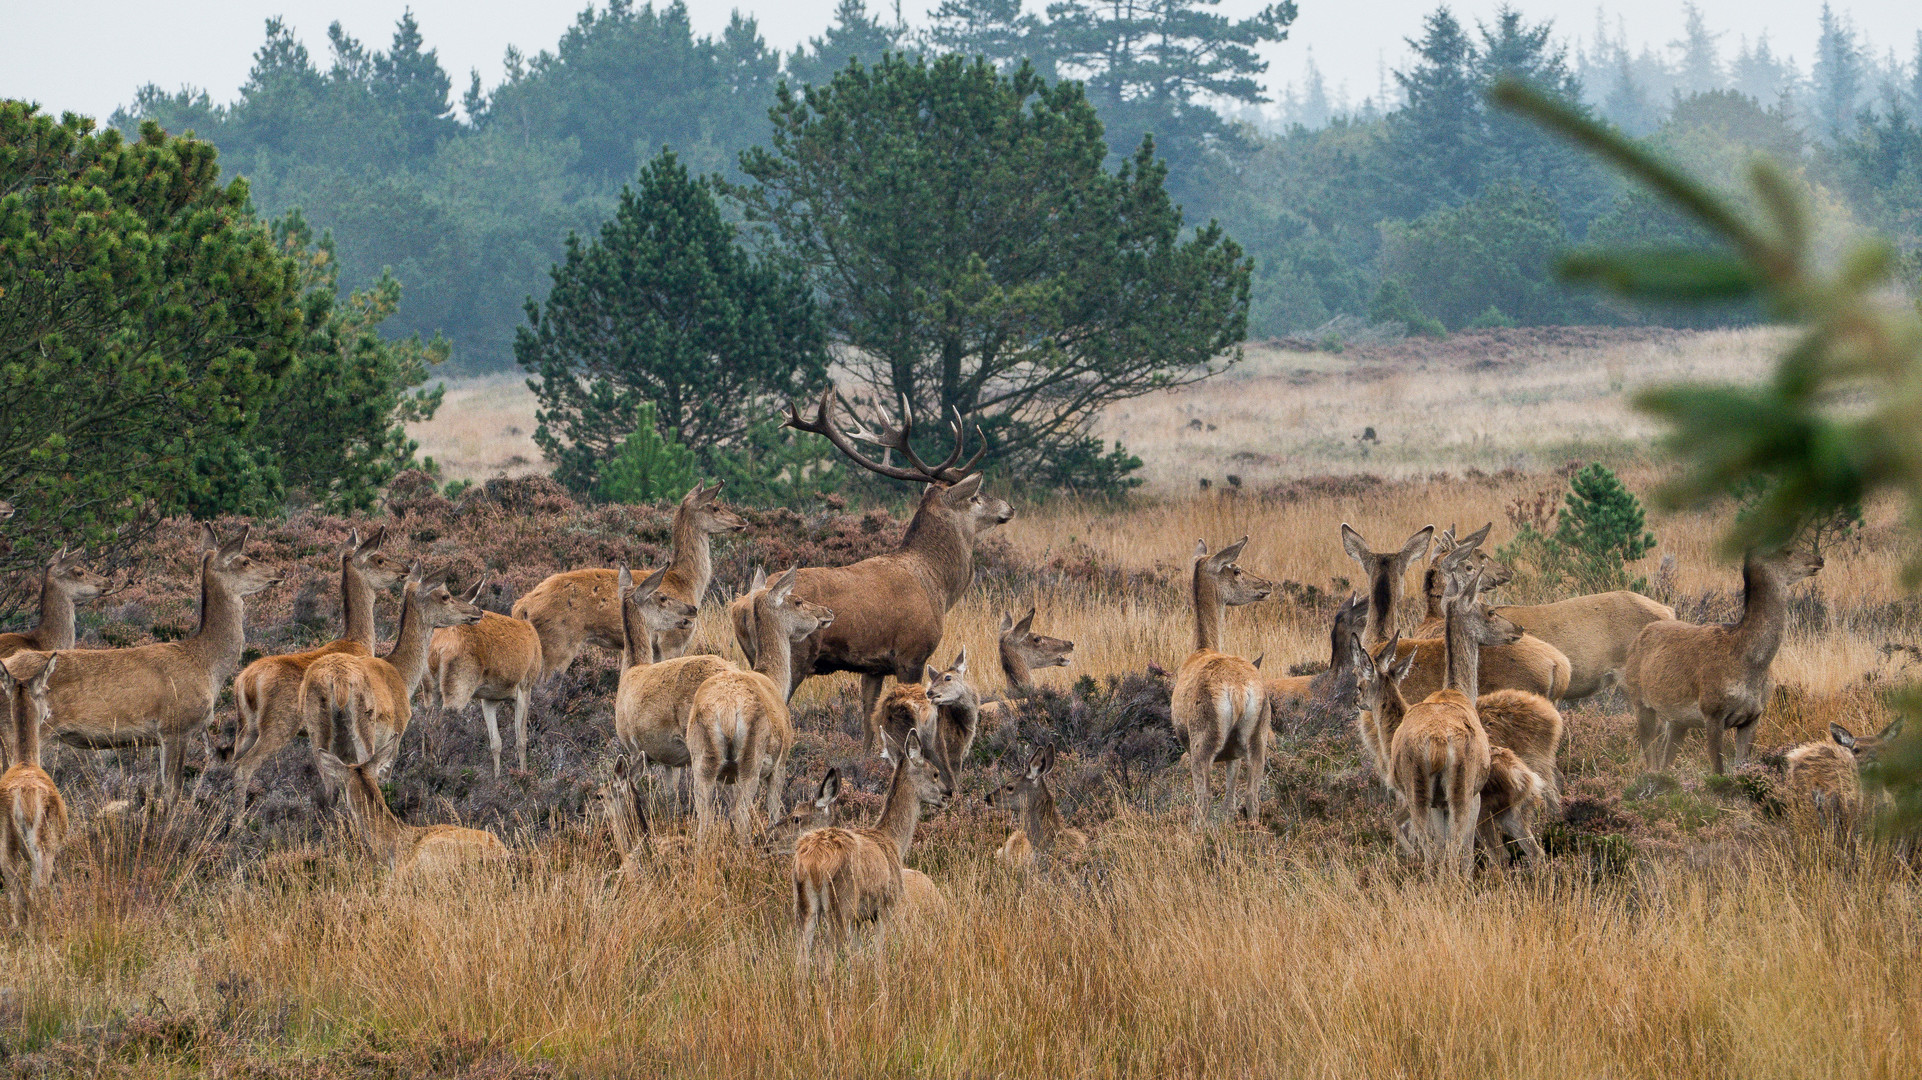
[[686, 568, 833, 839], [792, 729, 950, 970], [593, 753, 694, 871], [0, 654, 69, 932], [1494, 592, 1676, 701], [1477, 745, 1549, 868], [1267, 592, 1368, 714], [988, 745, 1089, 870], [1474, 689, 1565, 814], [977, 609, 1076, 724], [513, 481, 745, 679], [1624, 549, 1823, 774], [869, 669, 936, 764], [37, 525, 281, 798], [775, 387, 1012, 749], [1353, 631, 1418, 788], [1389, 558, 1500, 873], [298, 563, 483, 778], [922, 648, 981, 793], [427, 596, 551, 777], [1411, 524, 1512, 637], [610, 566, 720, 809], [1786, 718, 1904, 815], [0, 547, 111, 660], [313, 743, 507, 879], [1341, 523, 1434, 646], [225, 527, 408, 806], [1172, 537, 1276, 829]]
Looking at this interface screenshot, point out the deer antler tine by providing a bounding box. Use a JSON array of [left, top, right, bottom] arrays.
[[780, 383, 938, 484]]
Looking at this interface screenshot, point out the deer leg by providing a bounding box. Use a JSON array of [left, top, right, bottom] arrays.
[[1187, 729, 1217, 830], [513, 689, 530, 772], [1223, 759, 1243, 821], [1705, 712, 1726, 776], [1634, 705, 1662, 770], [157, 734, 186, 802], [1242, 718, 1268, 823], [860, 675, 887, 752], [766, 754, 787, 823], [1453, 792, 1482, 875], [480, 701, 504, 777], [1729, 711, 1760, 769]]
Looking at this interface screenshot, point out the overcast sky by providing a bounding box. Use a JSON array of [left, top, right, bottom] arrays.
[[2, 1, 1913, 123]]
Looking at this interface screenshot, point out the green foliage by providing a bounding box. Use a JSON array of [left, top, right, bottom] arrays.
[[1380, 184, 1589, 329], [1367, 279, 1444, 337], [1469, 305, 1517, 329], [1497, 464, 1657, 593], [737, 53, 1251, 490], [520, 150, 828, 499], [697, 420, 846, 507], [595, 402, 697, 505]]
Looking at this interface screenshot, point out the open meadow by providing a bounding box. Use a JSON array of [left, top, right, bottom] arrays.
[[2, 328, 1918, 1077]]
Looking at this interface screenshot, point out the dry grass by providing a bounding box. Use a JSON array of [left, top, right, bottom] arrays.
[[409, 371, 545, 484]]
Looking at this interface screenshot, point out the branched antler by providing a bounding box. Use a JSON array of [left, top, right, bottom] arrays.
[[783, 386, 983, 485]]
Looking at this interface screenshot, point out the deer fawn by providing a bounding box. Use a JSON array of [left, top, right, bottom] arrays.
[[1340, 523, 1434, 647], [989, 745, 1089, 869], [793, 730, 950, 971], [1786, 718, 1904, 816], [313, 740, 507, 881], [686, 568, 832, 840], [765, 768, 948, 919], [0, 546, 111, 660], [36, 525, 281, 799], [0, 654, 69, 933], [299, 563, 483, 778], [226, 527, 407, 807], [515, 481, 744, 680], [777, 387, 1012, 743], [1625, 548, 1823, 774], [1172, 537, 1276, 829]]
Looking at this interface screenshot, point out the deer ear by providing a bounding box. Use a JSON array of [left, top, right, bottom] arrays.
[[952, 646, 967, 674], [1018, 607, 1037, 634], [345, 528, 361, 552], [1458, 522, 1493, 552], [218, 526, 251, 560], [1340, 524, 1371, 563], [613, 754, 630, 780], [636, 565, 669, 599], [407, 560, 424, 585], [1193, 538, 1209, 562], [923, 665, 938, 686], [817, 768, 841, 806], [1392, 649, 1418, 683], [1830, 722, 1857, 749], [999, 611, 1014, 634], [1395, 525, 1435, 568], [1211, 536, 1250, 567], [943, 473, 984, 502], [769, 566, 799, 603], [199, 522, 221, 553], [366, 524, 387, 550], [904, 729, 924, 760], [467, 577, 488, 604], [1880, 716, 1905, 741], [618, 565, 633, 593], [748, 566, 767, 592]]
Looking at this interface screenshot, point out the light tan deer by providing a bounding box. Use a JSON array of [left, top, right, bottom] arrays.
[[1492, 592, 1675, 701], [313, 743, 507, 880], [1376, 615, 1570, 703], [793, 729, 950, 970], [1341, 523, 1435, 646], [0, 547, 111, 660], [1786, 718, 1903, 816], [977, 609, 1076, 725], [298, 563, 483, 778], [1475, 689, 1565, 814], [514, 482, 744, 680], [989, 744, 1089, 870], [1353, 631, 1419, 788], [0, 654, 69, 932], [763, 767, 948, 919], [610, 566, 716, 808], [225, 527, 408, 805], [1477, 745, 1549, 868], [775, 387, 1012, 747], [687, 568, 833, 839], [36, 525, 281, 798], [1172, 537, 1276, 829], [1624, 549, 1823, 774], [922, 648, 981, 792], [427, 593, 552, 776], [1389, 559, 1500, 873]]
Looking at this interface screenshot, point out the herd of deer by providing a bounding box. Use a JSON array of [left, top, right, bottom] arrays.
[[0, 391, 1899, 959]]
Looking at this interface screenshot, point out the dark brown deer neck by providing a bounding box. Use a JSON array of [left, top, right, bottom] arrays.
[[1365, 561, 1399, 647], [665, 505, 713, 606], [383, 585, 435, 696], [1193, 563, 1224, 652], [29, 564, 78, 651], [185, 553, 248, 683], [1442, 602, 1479, 701], [1421, 567, 1445, 626], [1373, 678, 1411, 745], [898, 498, 975, 611], [875, 763, 926, 860], [15, 688, 42, 769], [1021, 781, 1065, 854], [1734, 561, 1790, 669], [340, 553, 379, 650]]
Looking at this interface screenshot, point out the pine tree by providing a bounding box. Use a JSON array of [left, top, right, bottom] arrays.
[[1389, 7, 1483, 212], [926, 0, 1044, 74], [786, 0, 906, 89], [370, 9, 458, 156], [1812, 4, 1864, 140], [1672, 3, 1723, 95]]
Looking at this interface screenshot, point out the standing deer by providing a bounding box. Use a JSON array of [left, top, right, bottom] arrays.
[[922, 648, 981, 792], [0, 547, 111, 660], [1624, 549, 1823, 774], [1172, 537, 1276, 829], [513, 481, 744, 680], [1491, 591, 1674, 701], [225, 527, 407, 806], [774, 387, 1012, 749], [610, 566, 717, 809], [1411, 524, 1512, 637], [686, 568, 833, 839], [298, 563, 483, 778], [793, 729, 950, 971], [36, 525, 281, 799], [764, 768, 947, 918], [313, 742, 507, 880], [1353, 631, 1419, 788], [988, 745, 1089, 869], [0, 654, 69, 932], [426, 599, 547, 777], [1341, 523, 1435, 646], [1786, 718, 1904, 816]]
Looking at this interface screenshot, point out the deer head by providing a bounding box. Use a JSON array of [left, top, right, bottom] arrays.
[[1340, 523, 1434, 643], [46, 547, 111, 602], [681, 480, 747, 535], [987, 744, 1056, 816], [754, 567, 835, 644], [346, 525, 409, 590], [897, 729, 952, 806], [1193, 537, 1275, 607], [411, 562, 485, 629], [201, 525, 282, 596], [1351, 632, 1416, 717], [785, 385, 1012, 532], [619, 565, 699, 638], [999, 608, 1075, 674], [925, 648, 973, 707], [1829, 718, 1904, 767], [761, 767, 841, 855]]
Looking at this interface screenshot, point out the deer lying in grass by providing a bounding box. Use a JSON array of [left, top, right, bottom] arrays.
[[793, 730, 950, 970], [427, 595, 550, 776], [1267, 592, 1368, 723], [313, 742, 507, 880], [1389, 557, 1503, 873], [515, 481, 744, 679], [299, 563, 483, 777], [1493, 593, 1674, 701], [977, 609, 1075, 724], [1341, 523, 1434, 646], [225, 528, 407, 806], [609, 567, 713, 809], [989, 745, 1089, 870], [593, 752, 694, 872], [1173, 537, 1276, 829], [1786, 718, 1902, 816], [1624, 548, 1823, 774], [0, 547, 111, 660], [687, 568, 833, 839], [36, 525, 281, 799], [777, 388, 1012, 747], [0, 655, 68, 933]]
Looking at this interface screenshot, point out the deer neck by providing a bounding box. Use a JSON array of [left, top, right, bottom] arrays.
[[1421, 568, 1445, 627], [347, 774, 415, 866], [184, 554, 248, 683], [340, 556, 379, 650], [1441, 602, 1479, 701], [1372, 682, 1410, 746], [29, 567, 77, 651], [899, 502, 975, 612], [1192, 565, 1225, 653], [875, 765, 926, 860], [620, 599, 651, 672], [1021, 782, 1065, 854], [384, 587, 435, 697], [749, 611, 794, 691], [1733, 561, 1790, 669], [14, 692, 42, 770], [1000, 641, 1034, 693], [666, 509, 713, 607]]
